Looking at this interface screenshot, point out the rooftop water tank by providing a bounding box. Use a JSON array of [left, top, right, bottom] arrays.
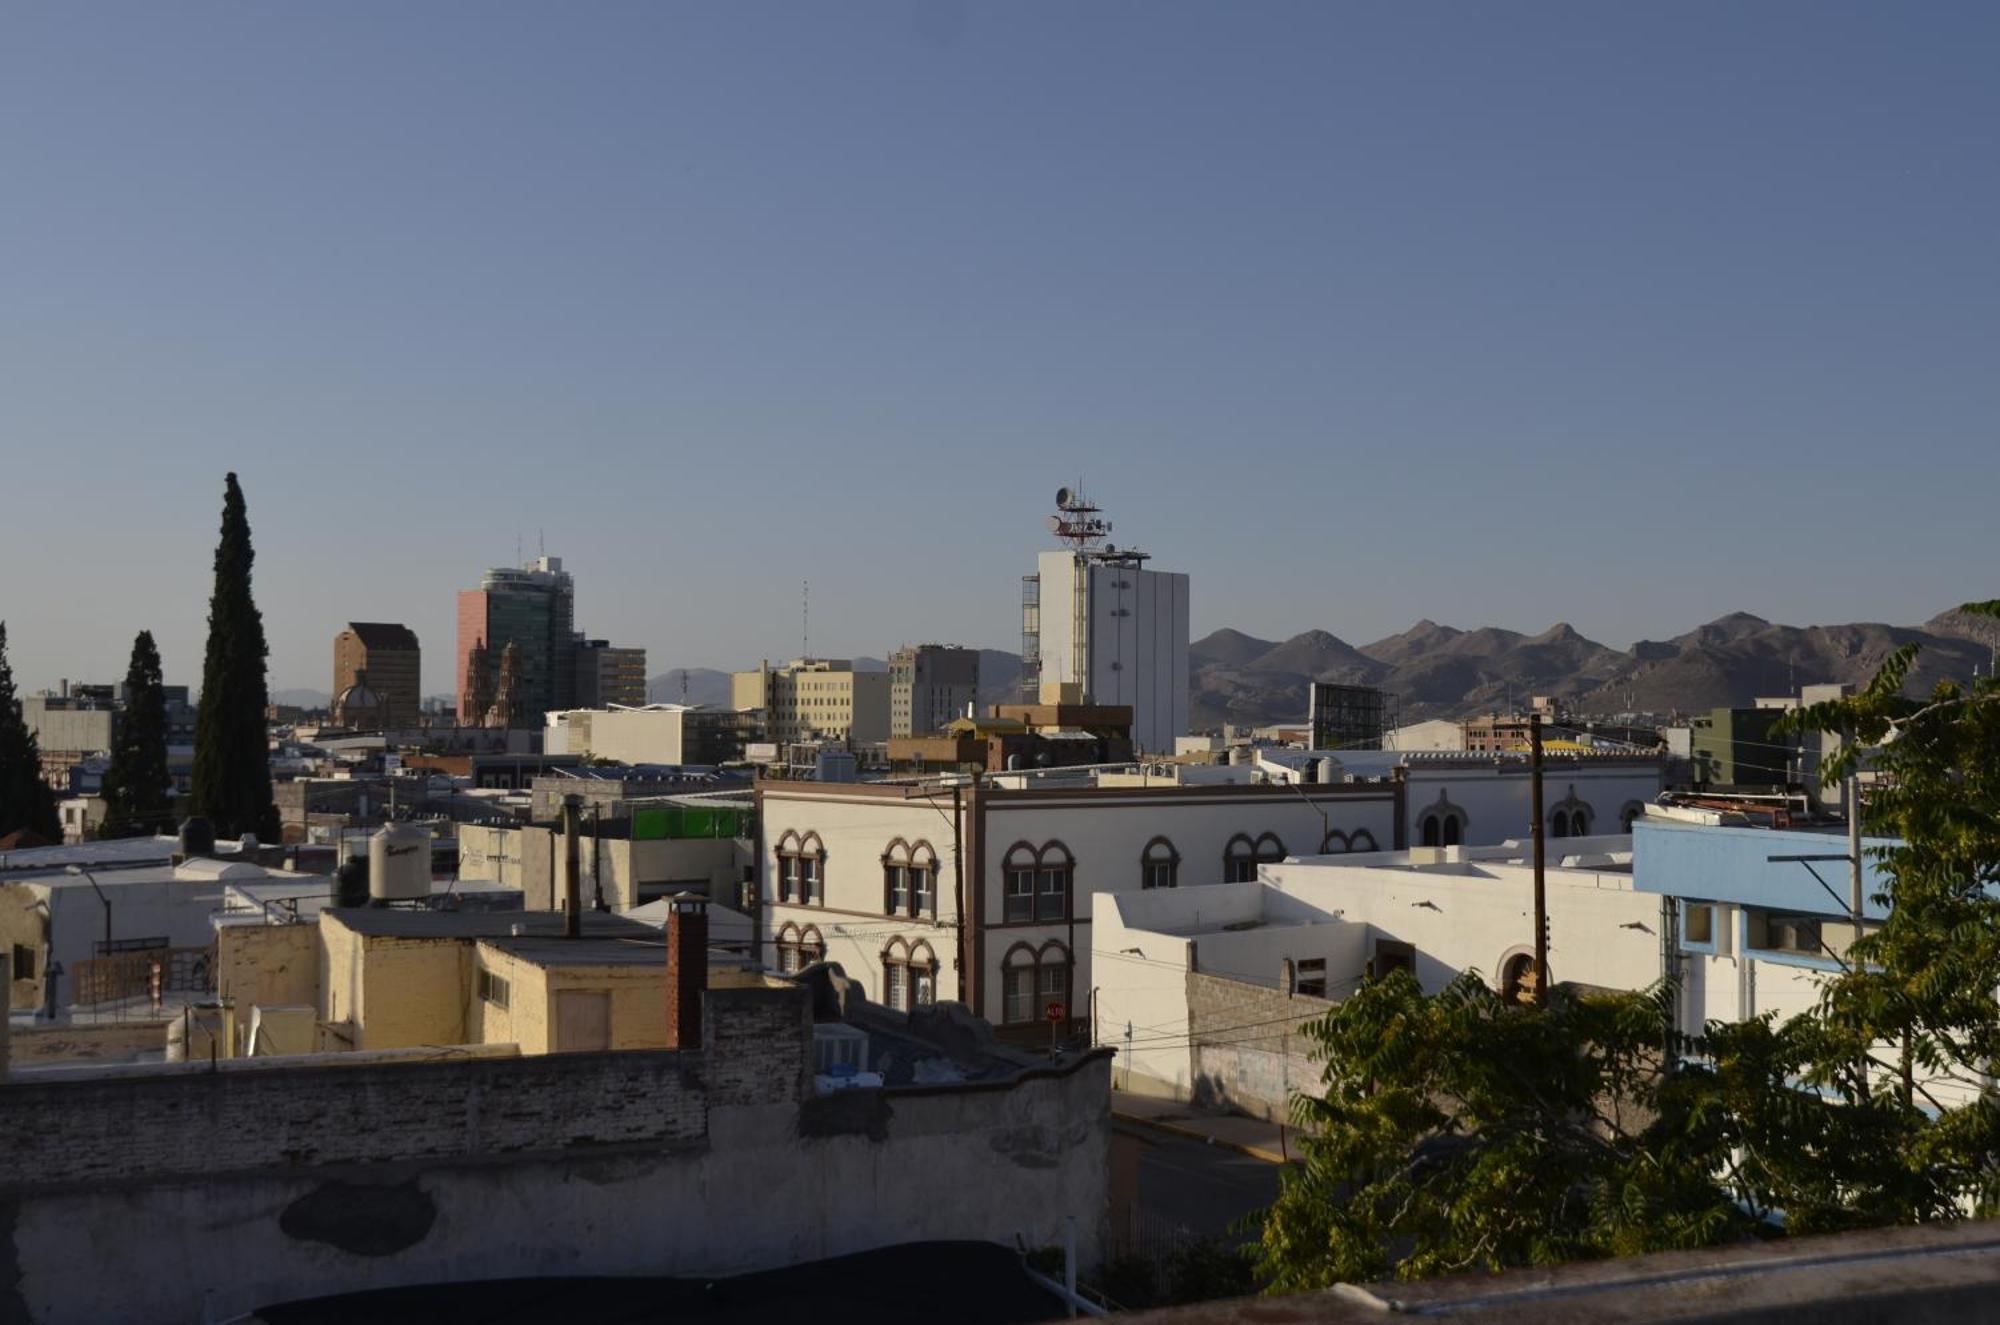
[[368, 823, 432, 901], [1318, 757, 1341, 786]]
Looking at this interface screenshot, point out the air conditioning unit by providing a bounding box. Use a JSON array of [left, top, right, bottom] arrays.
[[812, 1023, 868, 1076]]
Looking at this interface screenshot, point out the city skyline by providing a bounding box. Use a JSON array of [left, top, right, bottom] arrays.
[[6, 3, 1997, 693]]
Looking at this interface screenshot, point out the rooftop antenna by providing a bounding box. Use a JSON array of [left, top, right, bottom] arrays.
[[1047, 483, 1111, 550], [538, 528, 545, 559], [516, 533, 523, 566], [802, 579, 810, 660]]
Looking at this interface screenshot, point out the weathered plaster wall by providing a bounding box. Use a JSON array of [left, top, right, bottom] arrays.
[[0, 986, 1112, 1325], [319, 917, 471, 1050], [216, 923, 318, 1045], [0, 886, 49, 1012]]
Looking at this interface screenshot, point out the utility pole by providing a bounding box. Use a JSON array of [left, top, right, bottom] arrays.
[[952, 779, 967, 1003], [1530, 713, 1549, 1006], [1846, 762, 1863, 924]]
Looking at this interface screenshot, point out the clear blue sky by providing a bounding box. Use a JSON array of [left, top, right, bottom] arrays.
[[4, 2, 1995, 696]]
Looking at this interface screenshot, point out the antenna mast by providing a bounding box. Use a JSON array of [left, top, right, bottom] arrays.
[[802, 579, 810, 659], [1046, 483, 1149, 565]]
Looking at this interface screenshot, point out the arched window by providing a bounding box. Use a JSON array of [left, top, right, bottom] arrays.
[[775, 831, 825, 905], [1417, 792, 1468, 850], [1141, 836, 1179, 890], [1225, 833, 1284, 882], [1319, 829, 1351, 854], [1223, 834, 1258, 883], [910, 842, 938, 918], [908, 940, 938, 1008], [774, 831, 803, 904], [1003, 841, 1072, 921], [1035, 844, 1073, 921], [1350, 828, 1380, 852], [885, 938, 939, 1011], [1551, 786, 1594, 841], [1003, 844, 1038, 922], [798, 925, 825, 966], [1620, 800, 1644, 833], [774, 922, 802, 974], [882, 937, 911, 1011], [882, 838, 912, 915], [799, 834, 825, 905], [1002, 939, 1071, 1025]]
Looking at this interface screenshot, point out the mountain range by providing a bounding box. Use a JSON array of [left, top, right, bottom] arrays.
[[1184, 608, 1996, 729], [599, 611, 2000, 731]]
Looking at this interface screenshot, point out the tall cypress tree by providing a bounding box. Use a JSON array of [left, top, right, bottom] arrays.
[[0, 621, 61, 842], [190, 473, 280, 843], [100, 629, 174, 839]]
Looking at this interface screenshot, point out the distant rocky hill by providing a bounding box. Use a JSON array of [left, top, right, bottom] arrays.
[[646, 668, 735, 707], [641, 608, 1992, 732], [1187, 609, 1993, 730]]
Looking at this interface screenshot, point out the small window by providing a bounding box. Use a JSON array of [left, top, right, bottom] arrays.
[[10, 944, 34, 981], [478, 968, 510, 1010], [802, 853, 822, 905], [1751, 911, 1822, 957], [886, 864, 910, 915], [1141, 837, 1178, 890], [1420, 815, 1441, 848], [1684, 902, 1715, 947], [1294, 957, 1327, 998], [1370, 940, 1415, 981], [913, 863, 936, 917]]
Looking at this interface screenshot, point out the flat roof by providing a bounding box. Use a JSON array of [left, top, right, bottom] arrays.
[[327, 909, 655, 941], [0, 835, 183, 875], [479, 934, 670, 967]]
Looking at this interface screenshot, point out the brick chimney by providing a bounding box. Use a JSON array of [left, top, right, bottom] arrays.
[[665, 893, 709, 1050]]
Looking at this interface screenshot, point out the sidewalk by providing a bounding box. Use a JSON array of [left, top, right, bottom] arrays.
[[1112, 1089, 1299, 1164]]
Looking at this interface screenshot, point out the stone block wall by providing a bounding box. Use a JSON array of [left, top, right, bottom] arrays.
[[1186, 969, 1331, 1121]]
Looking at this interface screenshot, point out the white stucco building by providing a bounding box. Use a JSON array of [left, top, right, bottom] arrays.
[[1258, 748, 1666, 850], [1095, 835, 1664, 1106], [754, 772, 1399, 1036]]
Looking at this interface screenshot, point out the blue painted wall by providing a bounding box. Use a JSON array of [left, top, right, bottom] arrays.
[[1632, 820, 1895, 921]]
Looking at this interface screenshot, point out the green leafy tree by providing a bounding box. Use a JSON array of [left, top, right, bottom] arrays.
[[1771, 600, 2000, 1222], [1257, 972, 1755, 1290], [99, 629, 175, 839], [1259, 599, 2000, 1290], [0, 621, 61, 841], [190, 473, 280, 843]]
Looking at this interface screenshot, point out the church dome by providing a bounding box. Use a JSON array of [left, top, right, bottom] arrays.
[[334, 675, 385, 727]]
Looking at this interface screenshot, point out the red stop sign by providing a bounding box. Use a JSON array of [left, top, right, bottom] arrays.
[[1045, 1001, 1066, 1023]]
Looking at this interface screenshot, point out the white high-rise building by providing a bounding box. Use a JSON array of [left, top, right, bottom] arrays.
[[1020, 488, 1189, 754]]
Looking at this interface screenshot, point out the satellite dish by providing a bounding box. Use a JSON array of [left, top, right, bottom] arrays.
[[1055, 486, 1071, 507], [1046, 515, 1063, 533]]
